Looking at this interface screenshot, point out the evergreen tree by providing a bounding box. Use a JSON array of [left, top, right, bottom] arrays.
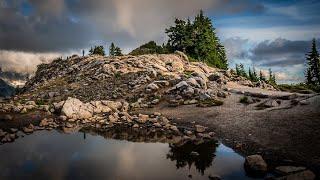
[[306, 69, 313, 84], [259, 70, 266, 81], [109, 43, 116, 56], [165, 10, 228, 69], [114, 47, 123, 56], [235, 64, 240, 76], [268, 68, 277, 85], [89, 46, 105, 56], [252, 67, 259, 82], [129, 41, 165, 55], [305, 39, 320, 85], [248, 68, 253, 81], [239, 64, 247, 78]]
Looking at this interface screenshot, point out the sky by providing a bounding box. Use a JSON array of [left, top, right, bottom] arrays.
[[0, 0, 320, 83]]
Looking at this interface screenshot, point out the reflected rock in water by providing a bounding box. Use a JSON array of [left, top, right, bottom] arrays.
[[167, 140, 219, 175], [81, 126, 185, 144]]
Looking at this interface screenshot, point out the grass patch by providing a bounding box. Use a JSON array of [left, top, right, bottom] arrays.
[[114, 72, 121, 79], [35, 99, 46, 105], [197, 99, 223, 107], [239, 96, 249, 104], [277, 83, 320, 93], [184, 71, 194, 78]]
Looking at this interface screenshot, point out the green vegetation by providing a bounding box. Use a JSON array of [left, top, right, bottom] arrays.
[[129, 41, 168, 55], [89, 46, 105, 56], [35, 99, 45, 105], [305, 38, 320, 85], [278, 83, 320, 93], [114, 72, 121, 79], [165, 10, 228, 69], [268, 68, 277, 86], [239, 96, 249, 104], [235, 64, 248, 78], [235, 63, 276, 85], [109, 42, 123, 56], [197, 99, 224, 107]]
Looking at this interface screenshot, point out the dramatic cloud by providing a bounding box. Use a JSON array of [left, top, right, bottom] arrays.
[[0, 0, 265, 53], [249, 38, 318, 67], [0, 50, 61, 73], [223, 37, 249, 62]]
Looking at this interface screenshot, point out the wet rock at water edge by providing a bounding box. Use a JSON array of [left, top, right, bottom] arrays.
[[23, 124, 35, 134], [1, 114, 13, 121], [275, 166, 306, 175], [208, 175, 221, 180], [244, 155, 267, 176], [276, 170, 315, 180]]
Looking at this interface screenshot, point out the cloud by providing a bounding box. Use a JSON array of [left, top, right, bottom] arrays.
[[223, 37, 249, 61], [0, 50, 61, 73], [0, 0, 266, 53], [249, 38, 318, 67]]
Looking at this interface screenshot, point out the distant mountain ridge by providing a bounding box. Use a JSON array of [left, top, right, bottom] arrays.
[[0, 78, 15, 97]]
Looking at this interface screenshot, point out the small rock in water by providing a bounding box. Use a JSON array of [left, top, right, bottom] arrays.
[[2, 114, 13, 121], [9, 128, 18, 133], [132, 124, 139, 128], [22, 124, 34, 134], [208, 175, 221, 180], [39, 118, 49, 127], [244, 155, 267, 175]]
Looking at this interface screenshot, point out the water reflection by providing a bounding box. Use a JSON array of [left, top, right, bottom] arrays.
[[0, 130, 253, 180], [167, 140, 219, 175]]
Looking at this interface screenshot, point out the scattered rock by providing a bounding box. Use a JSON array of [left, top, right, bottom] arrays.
[[39, 118, 49, 127], [58, 115, 67, 121], [138, 114, 149, 123], [277, 170, 315, 180], [263, 99, 280, 108], [208, 175, 221, 180], [23, 124, 34, 134], [244, 155, 267, 175], [1, 114, 13, 121], [153, 122, 162, 128], [61, 97, 93, 119], [275, 166, 306, 175], [170, 125, 179, 132], [195, 125, 206, 133]]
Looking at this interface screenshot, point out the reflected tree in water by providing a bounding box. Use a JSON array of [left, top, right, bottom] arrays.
[[167, 140, 219, 175]]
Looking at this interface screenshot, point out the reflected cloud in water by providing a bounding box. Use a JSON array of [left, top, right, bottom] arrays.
[[0, 130, 252, 180]]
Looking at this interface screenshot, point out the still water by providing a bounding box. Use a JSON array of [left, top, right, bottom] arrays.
[[0, 130, 256, 180]]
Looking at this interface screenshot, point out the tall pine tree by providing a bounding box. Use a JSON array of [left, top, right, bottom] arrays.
[[109, 43, 116, 57], [305, 39, 320, 85], [165, 10, 228, 69]]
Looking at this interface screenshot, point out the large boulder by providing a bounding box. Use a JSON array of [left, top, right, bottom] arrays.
[[90, 101, 112, 113], [61, 97, 93, 119], [244, 155, 268, 175]]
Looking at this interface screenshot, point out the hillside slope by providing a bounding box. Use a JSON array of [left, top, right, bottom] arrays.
[[21, 52, 274, 107]]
